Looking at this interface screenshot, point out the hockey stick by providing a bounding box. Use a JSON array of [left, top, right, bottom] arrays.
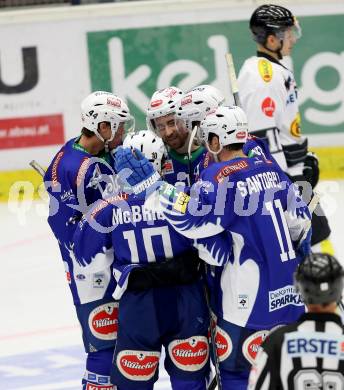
[[225, 52, 241, 108], [187, 125, 199, 186], [186, 125, 223, 389], [202, 265, 222, 390], [29, 160, 46, 178], [339, 300, 344, 313]]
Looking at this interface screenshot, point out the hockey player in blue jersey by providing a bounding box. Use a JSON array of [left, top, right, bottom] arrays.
[[73, 130, 235, 390], [173, 85, 225, 183], [114, 106, 312, 390], [44, 91, 134, 390], [146, 86, 216, 186]]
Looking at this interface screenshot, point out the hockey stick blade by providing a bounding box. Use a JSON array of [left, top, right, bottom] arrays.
[[29, 160, 46, 178]]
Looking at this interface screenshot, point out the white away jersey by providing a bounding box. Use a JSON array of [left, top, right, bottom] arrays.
[[238, 54, 306, 175]]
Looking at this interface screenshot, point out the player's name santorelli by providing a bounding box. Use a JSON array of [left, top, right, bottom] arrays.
[[112, 204, 165, 225], [236, 171, 283, 197]]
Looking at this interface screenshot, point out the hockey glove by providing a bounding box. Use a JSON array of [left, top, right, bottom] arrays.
[[114, 147, 160, 194], [297, 228, 312, 259], [303, 151, 319, 189]]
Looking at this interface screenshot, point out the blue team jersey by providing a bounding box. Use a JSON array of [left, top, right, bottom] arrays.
[[72, 191, 231, 300], [163, 146, 206, 186], [155, 155, 310, 329], [196, 136, 275, 181], [44, 137, 120, 305]]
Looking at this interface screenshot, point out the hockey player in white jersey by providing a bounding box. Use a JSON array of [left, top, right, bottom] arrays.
[[238, 4, 333, 254], [248, 252, 344, 389]]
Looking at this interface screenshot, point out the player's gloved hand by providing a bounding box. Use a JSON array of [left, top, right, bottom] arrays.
[[114, 147, 161, 194], [297, 228, 312, 259], [303, 151, 319, 189]]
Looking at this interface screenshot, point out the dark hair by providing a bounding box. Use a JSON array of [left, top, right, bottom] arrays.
[[81, 127, 95, 138], [208, 132, 244, 151]]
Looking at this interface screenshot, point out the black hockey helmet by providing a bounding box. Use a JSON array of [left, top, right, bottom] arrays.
[[294, 253, 344, 305], [250, 4, 297, 45]]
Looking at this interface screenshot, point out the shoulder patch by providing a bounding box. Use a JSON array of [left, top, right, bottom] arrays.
[[215, 160, 249, 183], [258, 59, 273, 83], [51, 150, 64, 187], [76, 157, 90, 186], [290, 113, 301, 137]]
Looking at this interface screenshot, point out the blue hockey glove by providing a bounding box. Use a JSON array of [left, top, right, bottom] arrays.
[[297, 228, 312, 259], [114, 147, 160, 193]]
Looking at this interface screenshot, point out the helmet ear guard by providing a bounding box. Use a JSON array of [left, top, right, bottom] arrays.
[[199, 106, 248, 155], [294, 253, 344, 305]]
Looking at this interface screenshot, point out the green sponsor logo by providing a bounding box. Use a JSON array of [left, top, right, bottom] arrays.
[[88, 15, 344, 135]]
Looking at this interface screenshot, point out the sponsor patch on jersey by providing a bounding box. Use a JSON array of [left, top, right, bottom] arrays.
[[88, 302, 119, 340], [203, 152, 212, 169], [242, 330, 269, 364], [269, 285, 303, 312], [52, 150, 64, 187], [90, 193, 128, 219], [163, 159, 174, 174], [258, 59, 273, 83], [76, 273, 86, 281], [117, 350, 160, 380], [86, 385, 113, 390], [290, 113, 301, 137], [285, 331, 344, 358], [261, 97, 276, 117], [86, 384, 114, 390], [214, 326, 232, 362], [238, 294, 249, 309], [168, 336, 209, 371], [173, 192, 190, 214], [215, 160, 249, 183], [76, 157, 90, 186]]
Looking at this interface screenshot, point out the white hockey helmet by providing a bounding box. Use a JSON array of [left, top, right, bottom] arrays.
[[176, 85, 225, 131], [146, 87, 184, 133], [199, 106, 248, 155], [123, 130, 167, 172], [81, 91, 134, 147]]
